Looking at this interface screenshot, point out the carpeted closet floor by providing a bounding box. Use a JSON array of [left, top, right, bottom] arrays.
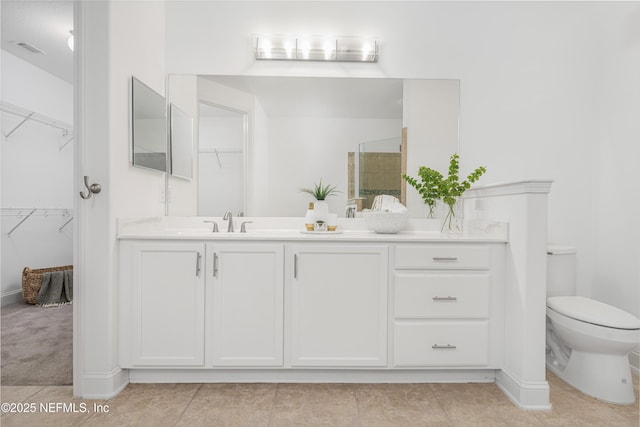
[[0, 302, 72, 386]]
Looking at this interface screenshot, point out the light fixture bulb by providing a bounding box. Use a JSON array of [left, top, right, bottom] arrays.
[[67, 30, 74, 52]]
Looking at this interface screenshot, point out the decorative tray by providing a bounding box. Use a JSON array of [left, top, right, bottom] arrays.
[[299, 230, 343, 234]]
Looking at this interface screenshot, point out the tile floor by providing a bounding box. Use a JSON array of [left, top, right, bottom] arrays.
[[1, 372, 638, 426]]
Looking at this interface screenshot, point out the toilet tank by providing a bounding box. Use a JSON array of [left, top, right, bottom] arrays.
[[547, 246, 577, 297]]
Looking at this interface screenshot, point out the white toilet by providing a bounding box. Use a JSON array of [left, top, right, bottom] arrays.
[[546, 246, 640, 404]]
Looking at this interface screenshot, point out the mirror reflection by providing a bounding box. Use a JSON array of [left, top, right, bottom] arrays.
[[169, 103, 193, 180], [166, 75, 459, 218], [131, 76, 167, 172], [348, 136, 404, 211], [198, 102, 246, 216]]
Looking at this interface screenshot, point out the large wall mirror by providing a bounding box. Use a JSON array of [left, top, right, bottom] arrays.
[[130, 76, 167, 172], [166, 75, 459, 218]]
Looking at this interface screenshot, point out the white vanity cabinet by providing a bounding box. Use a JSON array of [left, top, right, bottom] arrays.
[[119, 241, 206, 367], [206, 243, 284, 366], [392, 244, 504, 368], [287, 244, 388, 367]]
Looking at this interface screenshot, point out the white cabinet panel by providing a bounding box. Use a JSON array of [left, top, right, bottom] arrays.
[[395, 245, 490, 270], [289, 244, 388, 367], [394, 321, 489, 367], [394, 273, 490, 318], [120, 241, 205, 367], [207, 243, 284, 366]]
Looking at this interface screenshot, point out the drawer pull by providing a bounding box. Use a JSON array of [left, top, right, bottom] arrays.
[[432, 296, 457, 302], [432, 257, 458, 262], [432, 344, 457, 350]]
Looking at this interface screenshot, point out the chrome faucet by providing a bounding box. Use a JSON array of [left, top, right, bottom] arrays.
[[223, 211, 234, 232]]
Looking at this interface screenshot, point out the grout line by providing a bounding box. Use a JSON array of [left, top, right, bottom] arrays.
[[173, 383, 203, 427], [267, 383, 279, 427]]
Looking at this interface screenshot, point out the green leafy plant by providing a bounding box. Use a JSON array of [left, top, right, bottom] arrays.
[[403, 153, 486, 229], [439, 153, 486, 231], [402, 167, 443, 218], [299, 179, 341, 201]]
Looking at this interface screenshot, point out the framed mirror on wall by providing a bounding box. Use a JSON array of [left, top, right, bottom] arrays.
[[166, 75, 460, 218], [130, 76, 167, 173]]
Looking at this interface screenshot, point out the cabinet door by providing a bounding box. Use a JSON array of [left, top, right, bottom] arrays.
[[207, 243, 284, 366], [289, 244, 388, 367], [120, 241, 205, 367]]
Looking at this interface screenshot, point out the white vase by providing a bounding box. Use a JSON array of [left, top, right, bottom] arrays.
[[314, 200, 329, 223]]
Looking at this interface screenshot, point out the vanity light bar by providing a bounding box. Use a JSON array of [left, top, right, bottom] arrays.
[[254, 35, 378, 63]]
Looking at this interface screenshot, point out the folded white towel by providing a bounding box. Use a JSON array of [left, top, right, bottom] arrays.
[[388, 202, 408, 213]]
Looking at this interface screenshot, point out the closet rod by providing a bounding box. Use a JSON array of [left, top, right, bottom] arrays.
[[1, 101, 73, 136], [6, 209, 36, 236]]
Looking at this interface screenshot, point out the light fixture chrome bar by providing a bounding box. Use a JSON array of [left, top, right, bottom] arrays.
[[255, 34, 378, 63]]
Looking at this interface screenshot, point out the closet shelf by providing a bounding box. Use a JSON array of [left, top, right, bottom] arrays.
[[1, 208, 73, 236], [1, 101, 73, 141]]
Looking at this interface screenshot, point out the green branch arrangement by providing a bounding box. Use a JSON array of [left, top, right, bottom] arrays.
[[403, 153, 487, 229], [299, 179, 341, 201]]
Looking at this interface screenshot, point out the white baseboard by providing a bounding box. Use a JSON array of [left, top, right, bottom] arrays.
[[129, 368, 497, 384], [81, 368, 129, 399], [1, 289, 23, 307], [630, 349, 640, 376], [496, 368, 551, 411]]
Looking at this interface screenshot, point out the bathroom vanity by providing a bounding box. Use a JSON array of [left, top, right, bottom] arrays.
[[117, 218, 507, 384]]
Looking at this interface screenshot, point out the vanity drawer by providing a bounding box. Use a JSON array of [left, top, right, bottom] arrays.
[[394, 273, 490, 318], [395, 245, 489, 270], [394, 321, 489, 367]]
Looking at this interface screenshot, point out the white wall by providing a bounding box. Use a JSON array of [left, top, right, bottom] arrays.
[[592, 7, 640, 318], [76, 0, 166, 397], [165, 1, 640, 317], [1, 51, 73, 305]]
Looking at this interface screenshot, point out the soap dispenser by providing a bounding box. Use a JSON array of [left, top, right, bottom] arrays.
[[304, 202, 315, 231]]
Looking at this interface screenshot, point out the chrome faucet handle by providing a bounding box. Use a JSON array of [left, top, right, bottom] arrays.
[[240, 221, 253, 233], [237, 211, 245, 217], [204, 220, 218, 232], [223, 211, 234, 232]]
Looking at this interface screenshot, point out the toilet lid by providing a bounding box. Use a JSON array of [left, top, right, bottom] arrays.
[[547, 296, 640, 330]]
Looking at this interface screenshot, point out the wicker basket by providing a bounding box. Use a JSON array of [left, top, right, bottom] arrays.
[[22, 265, 73, 304]]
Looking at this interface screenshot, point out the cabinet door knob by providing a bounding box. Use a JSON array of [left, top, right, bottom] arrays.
[[432, 344, 457, 350], [432, 296, 457, 302], [432, 257, 458, 262], [195, 253, 202, 277]]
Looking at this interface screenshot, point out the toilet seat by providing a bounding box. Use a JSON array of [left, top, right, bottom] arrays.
[[547, 296, 640, 330]]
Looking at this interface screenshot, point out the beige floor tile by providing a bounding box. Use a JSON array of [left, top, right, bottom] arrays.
[[84, 383, 200, 427], [354, 383, 452, 427], [270, 383, 359, 427], [532, 376, 640, 427], [1, 385, 45, 403], [0, 385, 95, 427], [175, 383, 276, 427], [430, 382, 541, 427]]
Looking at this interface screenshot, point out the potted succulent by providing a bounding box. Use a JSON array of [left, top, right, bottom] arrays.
[[299, 179, 340, 222], [403, 153, 486, 232]]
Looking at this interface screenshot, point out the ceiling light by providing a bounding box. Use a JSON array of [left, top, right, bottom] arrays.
[[67, 30, 74, 52], [255, 34, 378, 63]]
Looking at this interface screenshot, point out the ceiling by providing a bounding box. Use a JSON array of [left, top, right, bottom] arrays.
[[1, 0, 74, 84]]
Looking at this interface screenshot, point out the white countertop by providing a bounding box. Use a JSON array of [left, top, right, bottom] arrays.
[[117, 217, 508, 243]]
